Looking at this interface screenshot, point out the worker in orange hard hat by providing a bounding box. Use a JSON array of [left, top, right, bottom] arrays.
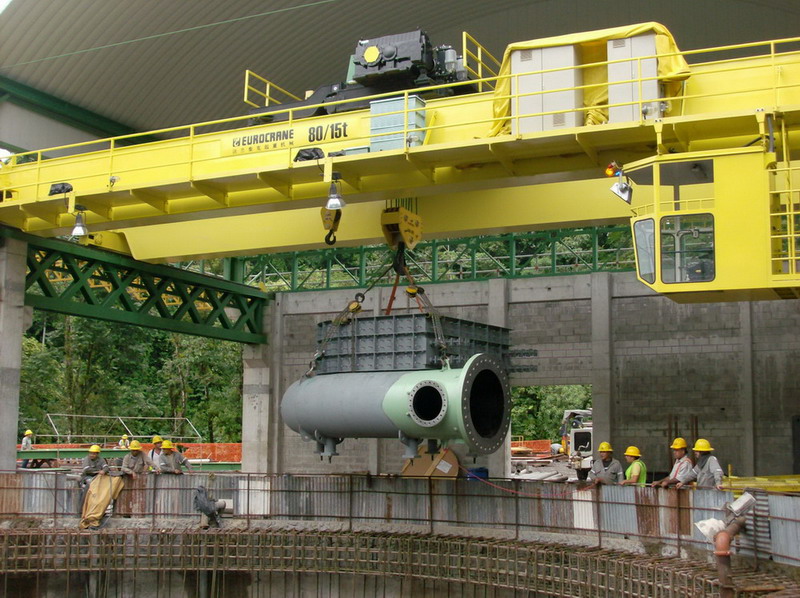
[[676, 439, 724, 490], [652, 437, 693, 488], [586, 441, 624, 486], [620, 446, 647, 486]]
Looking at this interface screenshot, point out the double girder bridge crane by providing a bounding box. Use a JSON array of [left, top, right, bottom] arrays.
[[1, 22, 800, 304]]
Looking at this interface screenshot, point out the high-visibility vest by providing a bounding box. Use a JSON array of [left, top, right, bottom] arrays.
[[626, 459, 647, 486]]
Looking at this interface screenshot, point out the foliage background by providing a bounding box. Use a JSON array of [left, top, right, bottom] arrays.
[[19, 311, 242, 443], [510, 385, 592, 441]]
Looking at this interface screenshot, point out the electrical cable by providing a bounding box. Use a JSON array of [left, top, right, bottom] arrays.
[[0, 0, 340, 70]]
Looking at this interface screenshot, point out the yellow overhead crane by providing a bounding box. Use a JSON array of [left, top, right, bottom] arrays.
[[2, 23, 800, 302]]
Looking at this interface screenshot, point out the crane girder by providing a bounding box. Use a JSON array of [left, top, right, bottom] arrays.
[[2, 28, 800, 301]]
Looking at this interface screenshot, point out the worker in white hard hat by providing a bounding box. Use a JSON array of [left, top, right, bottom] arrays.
[[118, 434, 130, 449], [652, 437, 693, 488], [676, 439, 724, 490], [121, 440, 160, 479], [20, 429, 34, 469], [158, 440, 193, 475], [80, 445, 109, 484], [586, 441, 624, 486]]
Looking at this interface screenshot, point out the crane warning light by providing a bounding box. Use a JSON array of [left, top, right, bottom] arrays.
[[605, 162, 621, 177]]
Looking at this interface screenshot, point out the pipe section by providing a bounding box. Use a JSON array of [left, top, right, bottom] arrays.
[[714, 516, 746, 598], [281, 353, 510, 458]]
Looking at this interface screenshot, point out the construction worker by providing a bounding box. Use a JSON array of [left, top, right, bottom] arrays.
[[586, 441, 624, 485], [620, 446, 647, 486], [676, 439, 724, 490], [121, 440, 159, 479], [148, 435, 164, 462], [80, 445, 109, 484], [652, 437, 693, 488], [118, 434, 130, 449], [20, 429, 33, 469], [158, 440, 193, 475]]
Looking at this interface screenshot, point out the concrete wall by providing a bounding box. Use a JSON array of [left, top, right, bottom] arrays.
[[0, 103, 100, 155], [264, 272, 799, 476]]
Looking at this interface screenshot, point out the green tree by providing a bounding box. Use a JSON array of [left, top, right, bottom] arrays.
[[160, 334, 242, 442], [18, 336, 65, 437], [510, 385, 591, 441]]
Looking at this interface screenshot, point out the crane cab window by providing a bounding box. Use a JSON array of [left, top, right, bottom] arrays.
[[660, 214, 715, 283], [633, 219, 655, 283]]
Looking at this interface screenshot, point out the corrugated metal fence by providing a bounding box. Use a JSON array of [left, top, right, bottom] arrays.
[[2, 472, 799, 567]]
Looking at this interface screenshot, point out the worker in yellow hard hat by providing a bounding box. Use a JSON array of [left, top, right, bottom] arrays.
[[118, 434, 130, 449], [157, 440, 193, 475], [676, 438, 724, 490], [148, 435, 164, 462], [19, 429, 34, 469], [620, 446, 647, 486], [80, 444, 109, 485], [586, 441, 624, 486], [121, 440, 160, 479], [652, 437, 693, 488]]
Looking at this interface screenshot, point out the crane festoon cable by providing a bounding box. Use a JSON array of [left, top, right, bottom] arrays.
[[0, 1, 340, 71]]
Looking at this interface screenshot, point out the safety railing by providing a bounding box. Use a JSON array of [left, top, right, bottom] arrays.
[[462, 31, 501, 91], [2, 34, 800, 232], [0, 35, 797, 170], [769, 161, 800, 277], [1, 471, 799, 569], [243, 69, 302, 108]]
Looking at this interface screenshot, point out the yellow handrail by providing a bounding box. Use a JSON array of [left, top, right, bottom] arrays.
[[462, 31, 501, 92], [243, 70, 302, 108], [3, 34, 800, 172]]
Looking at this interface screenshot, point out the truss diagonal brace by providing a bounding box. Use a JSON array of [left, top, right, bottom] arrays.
[[0, 225, 269, 343]]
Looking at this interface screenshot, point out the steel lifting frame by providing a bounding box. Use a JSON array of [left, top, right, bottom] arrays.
[[0, 226, 269, 343]]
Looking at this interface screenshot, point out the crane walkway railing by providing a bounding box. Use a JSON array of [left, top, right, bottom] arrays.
[[1, 35, 800, 239]]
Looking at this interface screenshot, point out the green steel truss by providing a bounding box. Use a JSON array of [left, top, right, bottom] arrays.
[[208, 226, 634, 293], [0, 227, 268, 343]]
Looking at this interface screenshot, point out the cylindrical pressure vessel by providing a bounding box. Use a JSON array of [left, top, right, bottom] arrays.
[[281, 353, 510, 458]]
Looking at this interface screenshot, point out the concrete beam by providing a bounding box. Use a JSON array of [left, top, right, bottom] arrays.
[[0, 237, 26, 471]]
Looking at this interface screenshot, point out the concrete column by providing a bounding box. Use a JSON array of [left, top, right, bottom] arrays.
[[590, 272, 613, 447], [0, 237, 27, 471], [739, 302, 755, 476], [241, 300, 274, 473], [486, 278, 511, 478], [268, 297, 285, 474]]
